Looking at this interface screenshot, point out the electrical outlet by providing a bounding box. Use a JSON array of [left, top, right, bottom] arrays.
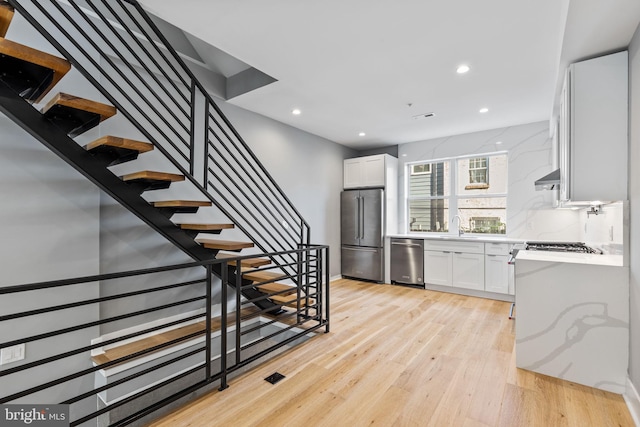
[[0, 344, 25, 365]]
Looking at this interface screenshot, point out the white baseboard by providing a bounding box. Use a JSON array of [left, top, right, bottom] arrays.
[[625, 377, 640, 427]]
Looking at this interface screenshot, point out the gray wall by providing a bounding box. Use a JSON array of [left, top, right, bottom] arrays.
[[628, 23, 640, 396], [0, 7, 354, 415], [0, 12, 101, 418], [96, 92, 355, 333], [218, 99, 356, 273], [357, 145, 399, 158]]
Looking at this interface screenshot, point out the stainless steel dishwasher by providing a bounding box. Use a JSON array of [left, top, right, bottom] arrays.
[[390, 238, 424, 287]]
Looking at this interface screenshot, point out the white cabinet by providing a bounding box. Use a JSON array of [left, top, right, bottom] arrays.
[[424, 240, 484, 289], [485, 254, 509, 294], [484, 243, 512, 294], [344, 154, 391, 189], [424, 250, 452, 286], [452, 252, 485, 290], [559, 51, 628, 202], [423, 240, 514, 296]]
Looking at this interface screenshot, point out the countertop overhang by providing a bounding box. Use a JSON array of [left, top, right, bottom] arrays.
[[515, 250, 624, 267]]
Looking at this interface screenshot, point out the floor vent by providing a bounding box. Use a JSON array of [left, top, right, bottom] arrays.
[[264, 372, 285, 384]]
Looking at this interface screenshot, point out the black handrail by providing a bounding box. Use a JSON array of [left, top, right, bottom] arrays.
[[0, 246, 329, 426], [7, 0, 310, 259]]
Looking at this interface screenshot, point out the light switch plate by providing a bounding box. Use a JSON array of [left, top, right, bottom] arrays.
[[0, 344, 25, 365]]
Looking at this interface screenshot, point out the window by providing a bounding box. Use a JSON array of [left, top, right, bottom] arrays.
[[470, 217, 505, 234], [408, 161, 449, 232], [411, 164, 431, 175], [408, 153, 507, 235], [468, 157, 488, 186]]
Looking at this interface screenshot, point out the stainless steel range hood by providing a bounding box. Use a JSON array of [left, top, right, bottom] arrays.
[[534, 169, 560, 191]]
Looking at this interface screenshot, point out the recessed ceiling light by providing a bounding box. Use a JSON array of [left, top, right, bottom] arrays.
[[479, 107, 489, 113], [456, 64, 470, 74], [292, 108, 301, 115], [495, 141, 503, 145], [359, 132, 366, 137]]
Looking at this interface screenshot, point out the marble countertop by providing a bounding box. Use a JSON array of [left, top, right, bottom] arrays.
[[387, 234, 524, 244], [515, 250, 625, 267]]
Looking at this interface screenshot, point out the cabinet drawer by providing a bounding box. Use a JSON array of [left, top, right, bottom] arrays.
[[423, 240, 484, 254], [485, 242, 511, 255]]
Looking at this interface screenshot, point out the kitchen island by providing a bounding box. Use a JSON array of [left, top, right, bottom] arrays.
[[514, 250, 629, 394]]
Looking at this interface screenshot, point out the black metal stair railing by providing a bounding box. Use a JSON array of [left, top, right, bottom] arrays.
[[7, 0, 310, 269], [0, 247, 330, 426]]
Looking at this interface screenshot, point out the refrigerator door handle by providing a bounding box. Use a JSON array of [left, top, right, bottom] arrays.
[[355, 196, 361, 240], [359, 196, 365, 239]]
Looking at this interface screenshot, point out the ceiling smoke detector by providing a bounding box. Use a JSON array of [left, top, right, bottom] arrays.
[[412, 112, 436, 120]]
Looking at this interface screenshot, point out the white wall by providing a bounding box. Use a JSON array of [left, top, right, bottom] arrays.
[[397, 121, 580, 240], [627, 22, 640, 398]]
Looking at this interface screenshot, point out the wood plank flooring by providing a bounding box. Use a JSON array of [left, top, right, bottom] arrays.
[[147, 278, 634, 427]]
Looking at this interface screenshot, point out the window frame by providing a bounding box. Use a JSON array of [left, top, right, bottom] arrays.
[[468, 157, 489, 185], [406, 158, 450, 233], [406, 151, 508, 236]]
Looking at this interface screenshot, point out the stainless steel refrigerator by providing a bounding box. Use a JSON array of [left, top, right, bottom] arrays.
[[341, 188, 384, 282]]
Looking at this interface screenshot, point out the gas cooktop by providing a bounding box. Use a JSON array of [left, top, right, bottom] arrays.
[[525, 241, 602, 254]]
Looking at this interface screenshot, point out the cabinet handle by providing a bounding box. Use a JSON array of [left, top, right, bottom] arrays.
[[487, 254, 496, 257], [454, 252, 462, 254]]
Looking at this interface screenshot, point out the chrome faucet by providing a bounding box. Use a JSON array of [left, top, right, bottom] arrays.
[[452, 215, 464, 236]]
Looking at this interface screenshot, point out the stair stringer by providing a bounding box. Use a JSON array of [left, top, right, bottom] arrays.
[[0, 79, 283, 312]]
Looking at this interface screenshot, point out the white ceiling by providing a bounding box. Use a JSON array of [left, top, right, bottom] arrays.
[[139, 0, 640, 150]]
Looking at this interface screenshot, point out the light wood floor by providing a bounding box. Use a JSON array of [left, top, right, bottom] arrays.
[[148, 278, 635, 427]]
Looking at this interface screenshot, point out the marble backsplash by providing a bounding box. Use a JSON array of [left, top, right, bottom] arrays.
[[581, 201, 628, 254], [398, 120, 580, 240]]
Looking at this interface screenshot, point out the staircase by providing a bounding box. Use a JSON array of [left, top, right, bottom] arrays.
[[0, 0, 312, 314], [0, 2, 328, 425]]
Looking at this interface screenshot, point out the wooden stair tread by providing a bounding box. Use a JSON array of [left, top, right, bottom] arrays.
[[121, 171, 185, 183], [269, 294, 315, 308], [217, 252, 270, 268], [243, 270, 287, 283], [42, 93, 116, 121], [0, 37, 71, 102], [0, 3, 14, 38], [85, 135, 153, 154], [196, 238, 254, 251], [178, 223, 235, 231], [255, 282, 296, 295], [91, 308, 260, 367], [151, 200, 212, 208]]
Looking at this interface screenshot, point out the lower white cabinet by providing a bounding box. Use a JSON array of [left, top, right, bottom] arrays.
[[484, 242, 512, 295], [485, 254, 509, 294], [424, 240, 484, 289], [423, 240, 514, 296], [452, 252, 485, 290], [424, 250, 453, 286]]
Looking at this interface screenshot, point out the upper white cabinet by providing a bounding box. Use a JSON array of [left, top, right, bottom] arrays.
[[344, 154, 396, 189], [559, 51, 628, 202]]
